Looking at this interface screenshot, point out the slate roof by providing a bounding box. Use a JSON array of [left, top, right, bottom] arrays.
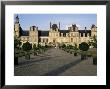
[[20, 29, 91, 37], [60, 30, 69, 36], [38, 31, 49, 36], [21, 30, 29, 36], [78, 30, 91, 37]]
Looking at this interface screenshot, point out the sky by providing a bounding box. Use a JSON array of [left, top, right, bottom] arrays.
[[14, 14, 97, 30]]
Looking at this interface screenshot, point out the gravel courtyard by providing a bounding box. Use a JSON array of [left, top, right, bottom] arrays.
[[14, 48, 97, 76]]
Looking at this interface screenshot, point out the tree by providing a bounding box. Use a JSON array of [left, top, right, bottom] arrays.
[[22, 42, 32, 59], [88, 35, 97, 48], [62, 44, 66, 48], [88, 36, 97, 65], [74, 43, 78, 56], [74, 43, 78, 50], [79, 42, 89, 60], [37, 43, 42, 48], [14, 37, 21, 65], [79, 42, 89, 51], [22, 42, 32, 51], [14, 37, 21, 49], [33, 44, 37, 56], [67, 45, 73, 49]]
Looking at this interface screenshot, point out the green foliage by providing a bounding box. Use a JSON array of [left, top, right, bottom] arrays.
[[45, 45, 50, 48], [33, 44, 37, 50], [25, 52, 30, 60], [22, 42, 32, 51], [36, 47, 40, 50], [67, 45, 73, 49], [37, 44, 42, 48], [74, 43, 78, 50], [14, 37, 21, 48], [79, 42, 89, 51], [22, 42, 32, 59], [61, 44, 66, 48], [89, 35, 97, 48], [14, 38, 22, 62], [45, 45, 48, 48]]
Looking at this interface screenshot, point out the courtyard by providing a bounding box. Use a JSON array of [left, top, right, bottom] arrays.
[[14, 48, 97, 76]]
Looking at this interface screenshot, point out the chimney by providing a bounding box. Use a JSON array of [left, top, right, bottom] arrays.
[[85, 27, 87, 30], [50, 22, 51, 28], [59, 22, 60, 30]]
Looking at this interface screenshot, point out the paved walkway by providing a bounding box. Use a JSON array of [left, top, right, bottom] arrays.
[[14, 48, 97, 76]]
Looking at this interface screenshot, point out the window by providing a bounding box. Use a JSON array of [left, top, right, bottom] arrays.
[[46, 39, 48, 42], [43, 39, 45, 42], [56, 33, 58, 36], [71, 33, 73, 36], [71, 38, 73, 42]]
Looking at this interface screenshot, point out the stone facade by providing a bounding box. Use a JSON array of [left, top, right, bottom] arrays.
[[14, 15, 97, 47]]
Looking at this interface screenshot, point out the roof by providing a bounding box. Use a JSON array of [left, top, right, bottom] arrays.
[[21, 30, 29, 36], [38, 31, 49, 36], [20, 29, 91, 37], [78, 30, 91, 37], [60, 30, 69, 36], [78, 30, 91, 33]]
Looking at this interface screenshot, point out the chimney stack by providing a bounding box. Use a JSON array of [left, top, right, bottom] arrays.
[[50, 22, 51, 28], [59, 22, 60, 30]]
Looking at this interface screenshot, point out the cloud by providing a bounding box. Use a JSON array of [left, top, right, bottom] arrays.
[[65, 24, 72, 30], [76, 24, 81, 29]]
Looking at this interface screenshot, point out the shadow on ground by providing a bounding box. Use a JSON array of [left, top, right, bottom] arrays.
[[42, 59, 82, 76]]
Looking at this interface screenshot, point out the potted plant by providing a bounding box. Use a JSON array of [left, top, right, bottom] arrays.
[[79, 42, 89, 60]]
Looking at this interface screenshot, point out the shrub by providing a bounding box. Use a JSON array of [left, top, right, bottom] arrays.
[[89, 35, 97, 48], [79, 42, 89, 60], [22, 42, 32, 51], [61, 44, 66, 48], [14, 37, 21, 49], [79, 42, 89, 51], [67, 45, 73, 49], [22, 42, 32, 59]]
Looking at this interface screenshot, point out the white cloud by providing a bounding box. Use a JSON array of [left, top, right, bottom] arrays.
[[65, 24, 72, 30], [76, 24, 81, 29]]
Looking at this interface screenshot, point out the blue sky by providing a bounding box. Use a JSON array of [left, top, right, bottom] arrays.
[[14, 14, 97, 30]]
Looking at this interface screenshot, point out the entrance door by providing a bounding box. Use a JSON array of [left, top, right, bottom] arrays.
[[53, 38, 56, 47]]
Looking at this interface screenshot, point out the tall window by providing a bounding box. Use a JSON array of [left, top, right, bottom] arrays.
[[71, 33, 73, 37], [71, 38, 73, 42], [43, 39, 45, 42], [56, 33, 58, 36], [46, 39, 48, 42]]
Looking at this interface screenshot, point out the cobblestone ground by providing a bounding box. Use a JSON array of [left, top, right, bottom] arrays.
[[14, 48, 97, 76]]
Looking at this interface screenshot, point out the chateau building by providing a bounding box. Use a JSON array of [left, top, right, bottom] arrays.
[[14, 15, 97, 47]]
